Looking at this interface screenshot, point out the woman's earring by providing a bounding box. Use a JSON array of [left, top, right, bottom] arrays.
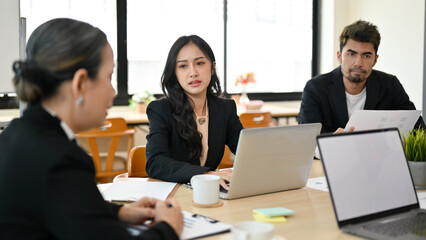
[[76, 95, 84, 105]]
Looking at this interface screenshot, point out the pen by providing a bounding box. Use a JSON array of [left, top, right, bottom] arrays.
[[111, 199, 135, 204]]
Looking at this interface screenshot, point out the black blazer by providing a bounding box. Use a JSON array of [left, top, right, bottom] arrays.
[[0, 104, 177, 240], [146, 96, 244, 183], [298, 66, 417, 133]]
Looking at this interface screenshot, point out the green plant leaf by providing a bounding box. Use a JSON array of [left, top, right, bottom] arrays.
[[404, 127, 426, 162]]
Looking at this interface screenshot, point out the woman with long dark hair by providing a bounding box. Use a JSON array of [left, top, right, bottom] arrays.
[[0, 18, 183, 239], [146, 35, 243, 189]]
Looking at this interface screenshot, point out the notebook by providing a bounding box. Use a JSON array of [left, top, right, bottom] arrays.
[[317, 128, 426, 240], [219, 123, 321, 200]]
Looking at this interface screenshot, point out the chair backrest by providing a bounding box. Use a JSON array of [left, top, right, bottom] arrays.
[[239, 112, 273, 128], [127, 145, 149, 177], [218, 145, 234, 169], [76, 118, 136, 183], [218, 112, 273, 169]]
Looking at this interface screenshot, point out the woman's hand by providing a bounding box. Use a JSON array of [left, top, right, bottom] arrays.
[[206, 168, 232, 190], [154, 199, 184, 236], [117, 197, 158, 225], [118, 197, 184, 237]]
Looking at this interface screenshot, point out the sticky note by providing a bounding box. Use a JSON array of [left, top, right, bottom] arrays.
[[253, 213, 287, 223], [253, 207, 294, 218]]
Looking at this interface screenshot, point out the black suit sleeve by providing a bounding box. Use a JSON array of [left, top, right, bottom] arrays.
[[298, 80, 323, 125], [0, 105, 179, 240], [225, 100, 243, 155], [145, 100, 210, 183], [389, 75, 416, 110], [43, 146, 178, 240]]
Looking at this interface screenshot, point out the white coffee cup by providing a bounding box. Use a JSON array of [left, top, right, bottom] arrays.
[[190, 174, 220, 205], [231, 221, 275, 240]]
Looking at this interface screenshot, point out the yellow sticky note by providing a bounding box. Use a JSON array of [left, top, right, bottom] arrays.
[[253, 213, 287, 223], [253, 207, 294, 217]]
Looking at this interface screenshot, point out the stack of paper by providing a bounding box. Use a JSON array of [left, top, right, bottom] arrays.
[[253, 207, 294, 223], [344, 110, 422, 137], [101, 181, 177, 202]]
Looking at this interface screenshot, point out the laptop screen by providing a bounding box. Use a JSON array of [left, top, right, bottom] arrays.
[[317, 128, 418, 222]]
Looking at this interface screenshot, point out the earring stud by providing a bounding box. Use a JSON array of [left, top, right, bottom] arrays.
[[76, 95, 84, 105]]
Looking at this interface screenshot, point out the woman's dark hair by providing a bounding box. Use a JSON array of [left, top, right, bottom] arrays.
[[12, 18, 108, 104], [161, 35, 222, 162]]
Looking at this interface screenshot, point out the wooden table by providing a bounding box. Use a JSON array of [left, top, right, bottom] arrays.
[[0, 101, 300, 128], [172, 160, 361, 240], [107, 106, 149, 125], [0, 109, 20, 129], [237, 101, 299, 118], [107, 101, 300, 126], [237, 101, 299, 125], [0, 106, 151, 128]]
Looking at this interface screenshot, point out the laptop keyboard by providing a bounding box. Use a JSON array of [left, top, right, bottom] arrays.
[[363, 212, 426, 237]]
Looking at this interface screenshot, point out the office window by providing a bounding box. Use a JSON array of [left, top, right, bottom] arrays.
[[127, 0, 224, 95], [227, 0, 312, 94], [15, 0, 314, 105], [127, 0, 312, 96], [20, 0, 118, 90]]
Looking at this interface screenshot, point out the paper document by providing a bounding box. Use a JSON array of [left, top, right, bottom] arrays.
[[306, 176, 329, 192], [101, 181, 177, 201], [418, 192, 426, 209], [345, 110, 421, 137], [181, 211, 231, 240], [127, 211, 231, 239]]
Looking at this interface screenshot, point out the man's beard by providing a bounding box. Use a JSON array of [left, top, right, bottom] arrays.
[[346, 67, 367, 83]]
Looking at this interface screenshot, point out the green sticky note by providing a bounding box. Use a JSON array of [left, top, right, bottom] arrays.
[[253, 207, 294, 217]]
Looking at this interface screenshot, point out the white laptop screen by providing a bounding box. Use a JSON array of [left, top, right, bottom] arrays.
[[318, 129, 418, 222]]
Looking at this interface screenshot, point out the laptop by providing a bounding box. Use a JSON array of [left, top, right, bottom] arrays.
[[219, 123, 321, 200], [317, 128, 426, 240]]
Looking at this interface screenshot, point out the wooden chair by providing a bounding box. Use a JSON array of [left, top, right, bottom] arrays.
[[76, 118, 136, 183], [218, 112, 274, 169], [113, 145, 149, 181], [127, 145, 149, 177], [218, 146, 234, 169], [239, 112, 273, 128]]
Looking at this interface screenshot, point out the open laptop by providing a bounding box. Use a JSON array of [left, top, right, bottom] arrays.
[[219, 123, 321, 200], [317, 128, 426, 240]]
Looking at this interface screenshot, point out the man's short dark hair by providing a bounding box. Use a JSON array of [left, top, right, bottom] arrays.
[[339, 20, 381, 54]]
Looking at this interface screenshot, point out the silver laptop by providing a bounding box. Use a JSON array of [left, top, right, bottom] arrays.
[[317, 128, 426, 240], [219, 123, 321, 200]]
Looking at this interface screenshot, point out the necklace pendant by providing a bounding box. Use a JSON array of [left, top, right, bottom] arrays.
[[198, 118, 206, 125]]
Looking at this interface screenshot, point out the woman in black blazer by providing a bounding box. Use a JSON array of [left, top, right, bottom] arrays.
[[0, 18, 182, 239], [146, 35, 244, 189]]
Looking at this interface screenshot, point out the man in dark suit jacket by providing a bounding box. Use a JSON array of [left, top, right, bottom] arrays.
[[299, 20, 418, 133], [146, 96, 243, 183]]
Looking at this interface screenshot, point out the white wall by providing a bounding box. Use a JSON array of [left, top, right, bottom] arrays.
[[0, 0, 20, 93], [320, 0, 425, 110]]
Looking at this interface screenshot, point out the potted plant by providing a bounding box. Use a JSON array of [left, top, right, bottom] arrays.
[[129, 90, 156, 113], [403, 127, 426, 189]]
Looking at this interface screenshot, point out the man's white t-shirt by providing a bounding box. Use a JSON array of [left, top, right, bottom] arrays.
[[346, 87, 366, 118], [315, 87, 367, 159]]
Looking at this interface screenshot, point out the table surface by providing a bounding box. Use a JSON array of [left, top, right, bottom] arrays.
[[0, 101, 300, 126], [172, 160, 361, 240]]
